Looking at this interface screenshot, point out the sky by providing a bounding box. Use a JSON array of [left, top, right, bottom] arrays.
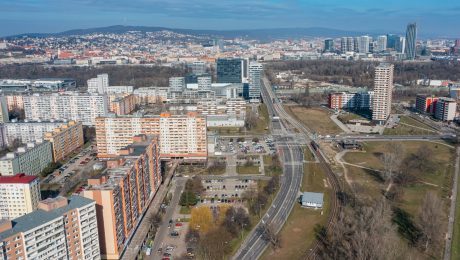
[[0, 0, 459, 37]]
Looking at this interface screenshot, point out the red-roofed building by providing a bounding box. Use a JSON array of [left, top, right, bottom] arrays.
[[0, 174, 40, 220]]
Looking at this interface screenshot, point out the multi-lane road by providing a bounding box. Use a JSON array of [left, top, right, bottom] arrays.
[[233, 77, 305, 260]]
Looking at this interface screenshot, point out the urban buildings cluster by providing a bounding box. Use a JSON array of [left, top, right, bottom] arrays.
[[416, 95, 457, 121]]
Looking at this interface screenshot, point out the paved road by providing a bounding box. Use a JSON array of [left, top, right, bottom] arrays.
[[149, 177, 187, 259], [444, 147, 460, 260], [233, 76, 304, 260], [121, 161, 179, 260]]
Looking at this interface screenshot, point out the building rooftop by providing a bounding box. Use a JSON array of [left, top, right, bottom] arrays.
[[0, 173, 37, 184], [301, 192, 324, 205], [0, 195, 94, 241]]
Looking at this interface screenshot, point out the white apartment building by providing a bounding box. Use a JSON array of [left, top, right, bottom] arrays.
[[96, 112, 207, 160], [2, 120, 65, 146], [0, 196, 100, 260], [0, 140, 53, 176], [372, 63, 394, 123], [169, 77, 186, 91], [0, 96, 9, 123], [248, 62, 263, 100], [197, 76, 212, 90], [134, 87, 169, 105], [87, 73, 109, 94], [435, 97, 457, 121], [23, 93, 109, 126], [0, 174, 40, 220]]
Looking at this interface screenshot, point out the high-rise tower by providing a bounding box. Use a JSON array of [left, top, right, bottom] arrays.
[[405, 23, 417, 60]]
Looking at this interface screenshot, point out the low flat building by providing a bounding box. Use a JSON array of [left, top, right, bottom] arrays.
[[206, 115, 245, 128], [44, 120, 84, 162], [0, 196, 100, 260], [0, 140, 53, 176], [299, 192, 324, 209], [0, 174, 40, 220]]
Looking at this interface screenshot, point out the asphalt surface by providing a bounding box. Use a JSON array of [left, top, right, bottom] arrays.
[[233, 77, 304, 260], [149, 177, 187, 259]]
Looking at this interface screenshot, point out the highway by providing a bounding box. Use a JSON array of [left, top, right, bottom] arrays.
[[233, 77, 305, 260]]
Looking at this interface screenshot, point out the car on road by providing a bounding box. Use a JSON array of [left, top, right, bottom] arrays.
[[170, 231, 179, 237], [163, 252, 172, 257]]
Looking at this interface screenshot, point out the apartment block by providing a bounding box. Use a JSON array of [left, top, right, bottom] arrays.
[[2, 120, 65, 146], [328, 91, 374, 110], [133, 87, 168, 105], [0, 196, 100, 260], [435, 97, 457, 121], [87, 73, 109, 94], [4, 95, 24, 112], [23, 93, 109, 126], [372, 63, 394, 123], [82, 135, 160, 259], [0, 174, 40, 220], [96, 112, 207, 160], [0, 96, 9, 123], [0, 140, 53, 176], [108, 94, 137, 115], [44, 121, 84, 162], [196, 98, 246, 118], [415, 95, 438, 114]]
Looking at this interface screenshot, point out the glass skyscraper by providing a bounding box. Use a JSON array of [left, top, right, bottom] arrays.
[[405, 23, 417, 60], [216, 58, 243, 83]]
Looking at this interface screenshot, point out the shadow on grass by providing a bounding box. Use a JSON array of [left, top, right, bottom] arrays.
[[392, 207, 422, 246]]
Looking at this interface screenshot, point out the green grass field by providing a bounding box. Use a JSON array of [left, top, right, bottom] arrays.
[[284, 106, 342, 136], [237, 165, 260, 175], [384, 116, 438, 136]]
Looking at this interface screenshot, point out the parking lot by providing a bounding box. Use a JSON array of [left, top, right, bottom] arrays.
[[43, 145, 99, 188], [202, 179, 257, 203], [214, 136, 276, 156]]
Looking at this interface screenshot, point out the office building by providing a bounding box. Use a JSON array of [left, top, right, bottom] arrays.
[[435, 97, 457, 121], [108, 94, 137, 115], [376, 35, 387, 52], [248, 62, 263, 100], [44, 121, 84, 162], [397, 36, 406, 54], [328, 92, 374, 110], [415, 95, 438, 114], [0, 174, 40, 220], [217, 58, 244, 83], [0, 196, 100, 260], [87, 73, 109, 94], [188, 61, 207, 75], [23, 93, 109, 126], [0, 140, 53, 176], [82, 135, 160, 259], [169, 77, 186, 91], [405, 23, 417, 60], [340, 37, 355, 53], [96, 112, 207, 160], [197, 75, 212, 90], [0, 78, 76, 93], [2, 120, 65, 146], [372, 63, 394, 123], [324, 39, 334, 52]]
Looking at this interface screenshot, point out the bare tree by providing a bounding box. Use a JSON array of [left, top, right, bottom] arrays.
[[245, 110, 258, 130], [259, 223, 281, 249], [381, 142, 405, 182], [418, 192, 444, 253]]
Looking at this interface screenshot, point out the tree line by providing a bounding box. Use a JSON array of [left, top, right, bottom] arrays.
[[0, 64, 186, 88], [266, 60, 460, 87]]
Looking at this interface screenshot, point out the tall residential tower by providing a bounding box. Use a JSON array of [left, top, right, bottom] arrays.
[[372, 63, 394, 123]]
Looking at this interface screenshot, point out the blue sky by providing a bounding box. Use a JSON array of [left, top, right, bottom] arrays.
[[0, 0, 459, 37]]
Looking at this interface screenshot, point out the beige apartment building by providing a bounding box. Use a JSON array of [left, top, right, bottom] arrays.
[[108, 94, 137, 115], [96, 112, 207, 160], [372, 63, 394, 123], [0, 196, 100, 260], [44, 120, 84, 162], [82, 135, 161, 259], [0, 174, 41, 220]]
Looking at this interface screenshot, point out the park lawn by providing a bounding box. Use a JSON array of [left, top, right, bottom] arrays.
[[384, 116, 437, 136], [345, 165, 384, 200], [180, 206, 192, 215], [452, 159, 460, 260], [284, 106, 342, 136], [337, 112, 369, 123], [237, 165, 260, 175], [246, 104, 270, 135], [262, 162, 329, 260]]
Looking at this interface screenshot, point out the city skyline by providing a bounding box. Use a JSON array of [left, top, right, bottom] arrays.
[[1, 0, 459, 37]]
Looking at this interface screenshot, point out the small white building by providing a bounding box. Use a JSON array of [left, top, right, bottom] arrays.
[[300, 192, 324, 209]]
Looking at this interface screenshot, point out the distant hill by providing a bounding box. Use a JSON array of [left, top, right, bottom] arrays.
[[6, 25, 369, 41]]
